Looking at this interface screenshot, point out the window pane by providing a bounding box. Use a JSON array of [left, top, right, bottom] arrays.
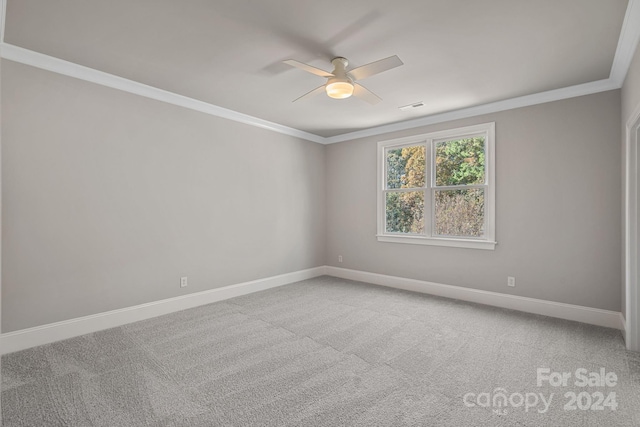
[[386, 191, 424, 234], [386, 145, 426, 189], [434, 188, 484, 237], [435, 137, 485, 186]]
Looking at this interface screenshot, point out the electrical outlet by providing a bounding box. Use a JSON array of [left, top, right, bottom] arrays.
[[338, 255, 343, 263], [507, 276, 516, 287], [180, 276, 188, 288]]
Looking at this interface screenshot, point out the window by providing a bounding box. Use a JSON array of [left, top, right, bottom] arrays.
[[377, 122, 496, 250]]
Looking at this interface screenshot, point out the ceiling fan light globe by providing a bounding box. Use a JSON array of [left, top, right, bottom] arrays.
[[326, 80, 354, 99]]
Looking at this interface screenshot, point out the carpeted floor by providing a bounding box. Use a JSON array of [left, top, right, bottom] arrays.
[[2, 276, 639, 426]]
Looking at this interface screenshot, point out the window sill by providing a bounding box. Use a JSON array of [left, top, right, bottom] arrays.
[[376, 234, 497, 250]]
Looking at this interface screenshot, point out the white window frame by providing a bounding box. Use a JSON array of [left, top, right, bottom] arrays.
[[376, 122, 496, 250]]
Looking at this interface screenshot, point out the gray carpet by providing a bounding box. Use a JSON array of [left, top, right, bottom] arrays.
[[2, 276, 639, 426]]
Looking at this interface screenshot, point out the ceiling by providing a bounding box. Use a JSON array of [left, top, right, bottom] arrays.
[[1, 0, 633, 139]]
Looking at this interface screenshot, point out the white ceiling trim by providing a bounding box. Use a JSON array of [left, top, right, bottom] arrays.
[[610, 0, 640, 85], [0, 43, 325, 144], [0, 0, 638, 145], [323, 79, 618, 144]]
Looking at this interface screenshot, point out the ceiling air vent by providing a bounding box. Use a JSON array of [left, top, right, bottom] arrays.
[[399, 102, 425, 111]]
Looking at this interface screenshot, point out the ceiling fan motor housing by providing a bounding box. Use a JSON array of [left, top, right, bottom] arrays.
[[331, 57, 349, 74]]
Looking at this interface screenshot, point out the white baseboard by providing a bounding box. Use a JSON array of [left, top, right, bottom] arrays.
[[325, 266, 624, 330], [1, 266, 326, 355], [2, 265, 625, 354]]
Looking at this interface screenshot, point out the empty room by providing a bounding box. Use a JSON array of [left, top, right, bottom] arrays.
[[1, 0, 640, 426]]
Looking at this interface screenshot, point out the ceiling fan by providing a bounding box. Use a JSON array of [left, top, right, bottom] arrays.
[[283, 55, 403, 104]]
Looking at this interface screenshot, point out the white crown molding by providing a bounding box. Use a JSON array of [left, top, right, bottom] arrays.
[[0, 0, 638, 145], [0, 43, 325, 144], [0, 266, 327, 355], [325, 266, 624, 330], [323, 79, 618, 144], [610, 0, 640, 86]]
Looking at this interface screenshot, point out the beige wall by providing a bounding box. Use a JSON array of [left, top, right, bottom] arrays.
[[621, 42, 640, 320], [326, 90, 622, 311], [0, 58, 628, 333], [1, 60, 326, 332], [0, 54, 3, 422]]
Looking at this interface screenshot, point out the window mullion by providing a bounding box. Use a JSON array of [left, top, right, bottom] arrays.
[[424, 140, 433, 238], [382, 187, 425, 194], [433, 184, 487, 191]]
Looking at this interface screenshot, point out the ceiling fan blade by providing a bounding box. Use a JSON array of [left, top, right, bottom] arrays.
[[353, 83, 382, 105], [293, 85, 326, 102], [283, 60, 334, 77], [348, 55, 403, 81]]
